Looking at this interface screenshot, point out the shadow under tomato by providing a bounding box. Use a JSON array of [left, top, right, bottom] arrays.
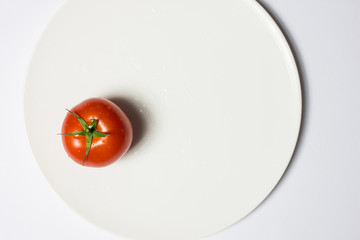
[[106, 96, 148, 153]]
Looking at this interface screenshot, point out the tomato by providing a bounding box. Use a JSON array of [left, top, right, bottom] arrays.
[[61, 98, 133, 167]]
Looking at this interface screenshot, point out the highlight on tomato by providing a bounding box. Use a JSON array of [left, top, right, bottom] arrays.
[[60, 98, 133, 167]]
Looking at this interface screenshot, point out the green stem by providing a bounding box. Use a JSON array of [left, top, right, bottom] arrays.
[[61, 109, 109, 166], [83, 133, 93, 166]]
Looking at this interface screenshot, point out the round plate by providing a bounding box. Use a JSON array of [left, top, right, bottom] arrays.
[[24, 0, 301, 239]]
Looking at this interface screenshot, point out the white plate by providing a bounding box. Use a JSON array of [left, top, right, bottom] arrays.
[[24, 0, 301, 239]]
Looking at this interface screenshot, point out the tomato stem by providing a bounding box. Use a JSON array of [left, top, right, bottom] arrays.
[[61, 109, 109, 166]]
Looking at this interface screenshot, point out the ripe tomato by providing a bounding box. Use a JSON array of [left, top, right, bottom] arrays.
[[61, 98, 133, 167]]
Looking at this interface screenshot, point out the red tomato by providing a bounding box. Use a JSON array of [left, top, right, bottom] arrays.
[[61, 98, 133, 167]]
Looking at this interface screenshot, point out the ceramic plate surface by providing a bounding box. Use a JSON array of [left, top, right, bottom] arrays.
[[24, 0, 301, 239]]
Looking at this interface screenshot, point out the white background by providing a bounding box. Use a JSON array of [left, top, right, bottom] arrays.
[[1, 0, 359, 239]]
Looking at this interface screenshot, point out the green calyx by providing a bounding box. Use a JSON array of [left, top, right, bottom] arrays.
[[61, 109, 108, 166]]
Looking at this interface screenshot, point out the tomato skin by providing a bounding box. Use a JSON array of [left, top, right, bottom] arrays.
[[61, 98, 133, 167]]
